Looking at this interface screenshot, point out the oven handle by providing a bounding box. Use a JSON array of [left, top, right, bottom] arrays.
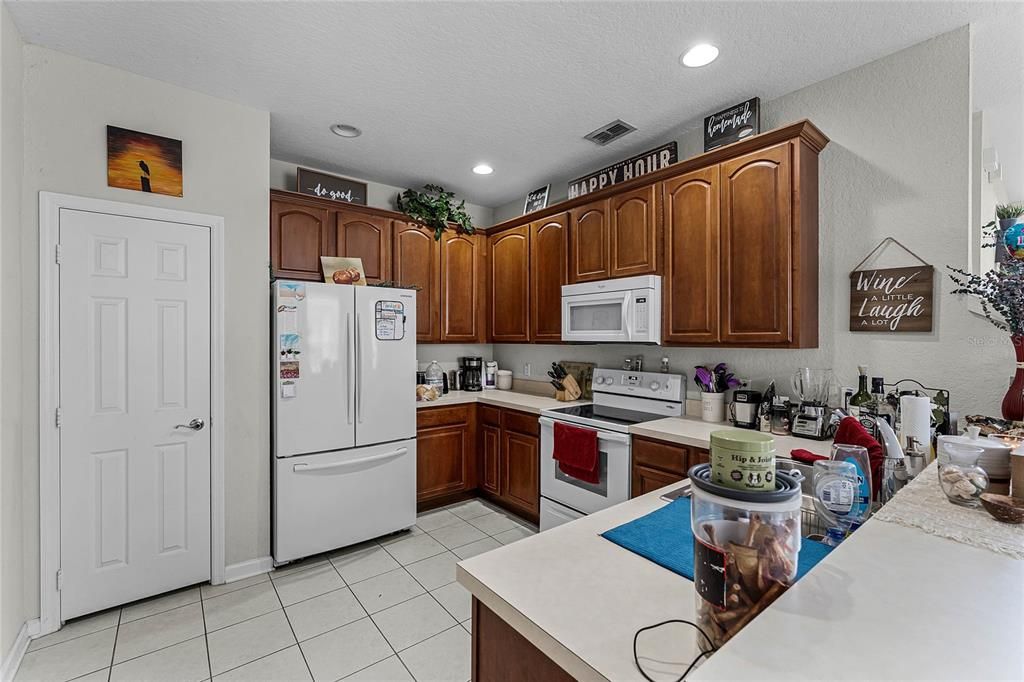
[[539, 417, 631, 444]]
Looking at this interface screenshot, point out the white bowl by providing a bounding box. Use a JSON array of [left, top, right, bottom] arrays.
[[937, 433, 1012, 479]]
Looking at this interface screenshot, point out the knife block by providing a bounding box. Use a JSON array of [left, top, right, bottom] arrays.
[[556, 375, 582, 402]]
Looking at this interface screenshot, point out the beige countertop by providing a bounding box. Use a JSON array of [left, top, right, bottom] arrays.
[[457, 485, 1024, 681], [630, 415, 836, 458], [416, 389, 585, 415]]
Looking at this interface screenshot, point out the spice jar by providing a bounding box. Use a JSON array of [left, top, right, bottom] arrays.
[[689, 463, 802, 652]]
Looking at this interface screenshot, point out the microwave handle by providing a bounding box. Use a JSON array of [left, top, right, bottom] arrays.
[[621, 292, 632, 340], [539, 417, 631, 444]]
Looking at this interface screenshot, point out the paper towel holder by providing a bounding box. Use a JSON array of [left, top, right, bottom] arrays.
[[881, 378, 952, 436]]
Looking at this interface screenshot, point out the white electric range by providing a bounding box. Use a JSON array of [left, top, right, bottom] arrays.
[[538, 368, 685, 530]]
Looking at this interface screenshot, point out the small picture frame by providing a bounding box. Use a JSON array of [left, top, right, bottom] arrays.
[[321, 256, 366, 285], [523, 185, 550, 215]]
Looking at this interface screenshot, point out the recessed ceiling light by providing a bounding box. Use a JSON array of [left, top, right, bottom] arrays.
[[330, 124, 362, 138], [681, 43, 719, 68], [472, 164, 494, 175]]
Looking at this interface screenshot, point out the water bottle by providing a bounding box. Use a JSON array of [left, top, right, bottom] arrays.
[[424, 360, 444, 390]]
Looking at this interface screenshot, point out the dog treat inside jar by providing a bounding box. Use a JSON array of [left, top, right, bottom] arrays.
[[688, 462, 802, 652]]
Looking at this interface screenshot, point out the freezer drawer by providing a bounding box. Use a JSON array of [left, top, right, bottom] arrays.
[[273, 438, 416, 563]]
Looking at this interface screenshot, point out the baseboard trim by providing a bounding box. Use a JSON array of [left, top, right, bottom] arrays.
[[1, 619, 40, 682], [222, 556, 274, 584]]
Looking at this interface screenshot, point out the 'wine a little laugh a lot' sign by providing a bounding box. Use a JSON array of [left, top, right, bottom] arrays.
[[849, 265, 934, 332]]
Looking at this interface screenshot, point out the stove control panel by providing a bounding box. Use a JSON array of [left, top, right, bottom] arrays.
[[592, 368, 685, 402]]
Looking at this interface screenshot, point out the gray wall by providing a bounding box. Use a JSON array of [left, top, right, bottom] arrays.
[[11, 44, 272, 638], [495, 28, 1002, 417], [270, 158, 495, 228]]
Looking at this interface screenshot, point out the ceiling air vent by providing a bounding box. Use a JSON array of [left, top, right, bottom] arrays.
[[583, 119, 636, 146]]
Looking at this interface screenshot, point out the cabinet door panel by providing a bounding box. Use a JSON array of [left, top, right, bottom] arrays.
[[417, 425, 469, 502], [501, 431, 539, 518], [631, 464, 683, 499], [481, 424, 500, 496], [632, 437, 689, 476], [440, 233, 485, 342], [335, 211, 391, 283], [568, 200, 609, 283], [489, 226, 530, 342], [271, 200, 332, 280], [721, 143, 793, 344], [609, 184, 658, 278], [662, 167, 720, 344], [393, 221, 439, 342], [530, 215, 568, 342]]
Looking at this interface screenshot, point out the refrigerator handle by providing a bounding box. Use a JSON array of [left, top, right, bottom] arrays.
[[356, 312, 363, 424], [346, 312, 354, 425]]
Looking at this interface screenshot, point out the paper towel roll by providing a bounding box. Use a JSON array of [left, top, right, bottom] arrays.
[[900, 395, 932, 459]]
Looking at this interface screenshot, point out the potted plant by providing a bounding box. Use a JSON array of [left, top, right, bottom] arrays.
[[995, 203, 1024, 265], [694, 363, 741, 422], [948, 257, 1024, 420], [396, 184, 475, 241]]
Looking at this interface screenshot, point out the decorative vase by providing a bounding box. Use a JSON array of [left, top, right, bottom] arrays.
[[701, 391, 726, 422], [1003, 335, 1024, 422]]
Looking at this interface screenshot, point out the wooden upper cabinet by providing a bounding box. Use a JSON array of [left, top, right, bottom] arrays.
[[271, 199, 333, 280], [720, 142, 794, 345], [568, 199, 610, 283], [440, 232, 485, 342], [489, 226, 530, 342], [530, 214, 568, 342], [662, 167, 721, 344], [392, 221, 439, 342], [334, 210, 391, 284], [609, 184, 658, 278]]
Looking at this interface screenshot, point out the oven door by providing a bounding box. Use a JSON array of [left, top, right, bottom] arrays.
[[561, 290, 633, 343], [539, 417, 631, 515]]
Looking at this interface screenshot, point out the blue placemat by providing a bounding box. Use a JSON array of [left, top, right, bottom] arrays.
[[601, 497, 833, 581]]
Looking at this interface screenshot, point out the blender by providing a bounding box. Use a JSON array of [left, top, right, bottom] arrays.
[[790, 368, 834, 440]]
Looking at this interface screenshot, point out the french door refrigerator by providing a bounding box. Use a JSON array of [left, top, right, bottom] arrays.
[[272, 280, 417, 563]]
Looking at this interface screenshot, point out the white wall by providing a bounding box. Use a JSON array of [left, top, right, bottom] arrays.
[[0, 1, 26, 663], [270, 158, 495, 228], [496, 28, 1003, 417], [15, 45, 271, 630]]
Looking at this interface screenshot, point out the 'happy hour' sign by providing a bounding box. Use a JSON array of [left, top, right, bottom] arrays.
[[849, 265, 934, 332]]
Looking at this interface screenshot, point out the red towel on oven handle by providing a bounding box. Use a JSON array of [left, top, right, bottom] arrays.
[[552, 421, 600, 485]]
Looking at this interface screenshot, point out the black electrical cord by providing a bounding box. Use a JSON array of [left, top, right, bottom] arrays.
[[632, 619, 718, 682]]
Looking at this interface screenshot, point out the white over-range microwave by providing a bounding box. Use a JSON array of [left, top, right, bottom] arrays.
[[561, 275, 661, 343]]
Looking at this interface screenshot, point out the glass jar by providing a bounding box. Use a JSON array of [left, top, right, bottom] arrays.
[[936, 442, 988, 507], [689, 463, 802, 652]]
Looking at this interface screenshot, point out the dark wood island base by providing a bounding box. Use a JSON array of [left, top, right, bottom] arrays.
[[471, 598, 576, 681]]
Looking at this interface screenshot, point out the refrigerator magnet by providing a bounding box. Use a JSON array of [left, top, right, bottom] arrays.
[[281, 381, 296, 398], [280, 283, 305, 300], [280, 333, 301, 357], [280, 361, 299, 379], [375, 301, 405, 341]]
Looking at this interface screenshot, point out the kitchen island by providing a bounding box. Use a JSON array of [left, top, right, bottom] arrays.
[[457, 483, 1024, 681]]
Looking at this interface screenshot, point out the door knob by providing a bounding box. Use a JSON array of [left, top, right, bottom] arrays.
[[175, 418, 205, 431]]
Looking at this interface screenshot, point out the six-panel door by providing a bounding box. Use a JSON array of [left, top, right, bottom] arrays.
[[489, 225, 530, 342], [392, 221, 440, 342], [529, 214, 568, 342], [662, 167, 721, 343], [720, 142, 794, 344]]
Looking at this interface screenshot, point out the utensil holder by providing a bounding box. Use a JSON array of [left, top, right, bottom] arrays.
[[556, 375, 582, 401]]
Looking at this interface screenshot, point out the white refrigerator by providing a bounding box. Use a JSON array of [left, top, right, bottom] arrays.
[[272, 280, 417, 563]]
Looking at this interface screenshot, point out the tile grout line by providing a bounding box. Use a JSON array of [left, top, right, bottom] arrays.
[[199, 579, 214, 682], [105, 609, 122, 682], [266, 571, 315, 682]]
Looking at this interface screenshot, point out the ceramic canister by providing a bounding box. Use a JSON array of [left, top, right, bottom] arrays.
[[710, 430, 777, 492]]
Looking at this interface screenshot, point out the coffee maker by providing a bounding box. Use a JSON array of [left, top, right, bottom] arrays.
[[460, 357, 483, 392], [729, 389, 762, 429]]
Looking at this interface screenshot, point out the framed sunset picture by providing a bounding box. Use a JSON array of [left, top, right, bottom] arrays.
[[106, 126, 183, 197]]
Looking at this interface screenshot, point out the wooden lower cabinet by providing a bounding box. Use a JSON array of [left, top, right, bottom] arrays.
[[480, 423, 501, 496], [630, 435, 708, 498], [501, 430, 540, 520], [473, 598, 575, 682], [416, 405, 477, 507]]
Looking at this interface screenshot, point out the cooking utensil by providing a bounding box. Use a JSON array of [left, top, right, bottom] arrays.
[[550, 379, 565, 391]]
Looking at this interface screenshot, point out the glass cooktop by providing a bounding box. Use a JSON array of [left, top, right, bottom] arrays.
[[547, 403, 665, 426]]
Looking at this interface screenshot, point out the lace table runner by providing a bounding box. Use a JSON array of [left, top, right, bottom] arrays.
[[872, 461, 1024, 560]]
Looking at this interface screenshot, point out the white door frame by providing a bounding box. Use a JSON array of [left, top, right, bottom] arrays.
[[38, 191, 226, 635]]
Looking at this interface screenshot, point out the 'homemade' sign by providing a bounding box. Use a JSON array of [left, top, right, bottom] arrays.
[[704, 97, 761, 152], [567, 142, 677, 199], [849, 265, 934, 332]]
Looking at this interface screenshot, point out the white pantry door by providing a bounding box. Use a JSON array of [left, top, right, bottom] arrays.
[[59, 208, 211, 620]]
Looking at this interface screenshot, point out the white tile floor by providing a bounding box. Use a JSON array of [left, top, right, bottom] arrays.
[[17, 500, 537, 682]]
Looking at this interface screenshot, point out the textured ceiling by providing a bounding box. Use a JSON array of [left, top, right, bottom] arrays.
[[4, 1, 1006, 207]]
